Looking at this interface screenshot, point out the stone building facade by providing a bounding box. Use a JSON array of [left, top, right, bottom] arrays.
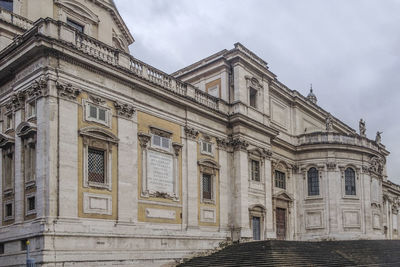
[[0, 0, 398, 266]]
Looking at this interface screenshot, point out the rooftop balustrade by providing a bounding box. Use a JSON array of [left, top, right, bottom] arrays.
[[0, 7, 33, 30]]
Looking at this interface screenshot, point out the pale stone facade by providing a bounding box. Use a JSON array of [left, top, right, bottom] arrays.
[[0, 1, 398, 266]]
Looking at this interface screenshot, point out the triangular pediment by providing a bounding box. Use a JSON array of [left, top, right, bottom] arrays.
[[273, 191, 294, 202]]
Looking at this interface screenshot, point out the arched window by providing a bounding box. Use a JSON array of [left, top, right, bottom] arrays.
[[345, 168, 356, 195], [307, 167, 319, 196]]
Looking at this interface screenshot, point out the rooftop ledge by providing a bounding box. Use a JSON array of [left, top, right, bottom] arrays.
[[297, 131, 388, 155], [0, 7, 33, 30], [5, 17, 228, 114]]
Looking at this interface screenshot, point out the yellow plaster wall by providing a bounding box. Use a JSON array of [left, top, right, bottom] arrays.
[[137, 112, 182, 224], [77, 92, 118, 220]]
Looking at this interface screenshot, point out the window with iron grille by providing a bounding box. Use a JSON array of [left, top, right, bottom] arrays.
[[275, 170, 286, 189], [202, 174, 212, 200], [88, 148, 105, 184], [345, 168, 356, 195], [307, 167, 319, 196], [3, 151, 13, 189], [251, 160, 260, 181]]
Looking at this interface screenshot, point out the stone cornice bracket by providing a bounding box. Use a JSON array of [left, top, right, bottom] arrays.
[[262, 148, 272, 158], [172, 142, 183, 156], [230, 138, 249, 152], [184, 126, 199, 140], [114, 101, 136, 119], [216, 137, 229, 150], [138, 132, 151, 148], [26, 77, 48, 99], [56, 82, 81, 100]]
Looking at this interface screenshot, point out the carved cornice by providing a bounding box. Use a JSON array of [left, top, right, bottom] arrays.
[[138, 132, 151, 148], [56, 82, 81, 100], [184, 126, 199, 140], [26, 77, 48, 99], [114, 101, 135, 119], [0, 133, 15, 149]]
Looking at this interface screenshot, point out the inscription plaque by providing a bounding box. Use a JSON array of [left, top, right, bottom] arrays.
[[147, 150, 174, 194]]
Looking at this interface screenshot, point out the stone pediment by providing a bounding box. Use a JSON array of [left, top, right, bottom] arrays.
[[198, 158, 220, 169], [55, 0, 99, 23], [16, 121, 37, 138], [79, 126, 119, 143], [273, 191, 294, 202], [0, 133, 15, 148]]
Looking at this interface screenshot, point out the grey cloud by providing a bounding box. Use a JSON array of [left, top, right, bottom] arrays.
[[115, 0, 400, 183]]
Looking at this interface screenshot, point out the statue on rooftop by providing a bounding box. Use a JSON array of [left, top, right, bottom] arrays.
[[326, 113, 333, 132], [359, 119, 366, 137], [375, 131, 383, 144]]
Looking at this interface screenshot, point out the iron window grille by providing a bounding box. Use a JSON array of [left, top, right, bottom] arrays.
[[88, 148, 105, 184], [307, 167, 319, 196], [275, 170, 286, 189], [202, 173, 212, 200], [345, 168, 356, 195], [251, 160, 260, 181]]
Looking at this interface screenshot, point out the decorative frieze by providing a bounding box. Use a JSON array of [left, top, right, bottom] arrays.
[[114, 101, 136, 119], [56, 82, 81, 100], [184, 126, 199, 139]]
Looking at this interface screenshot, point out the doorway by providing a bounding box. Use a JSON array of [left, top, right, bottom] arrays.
[[276, 208, 286, 240], [252, 216, 261, 240]]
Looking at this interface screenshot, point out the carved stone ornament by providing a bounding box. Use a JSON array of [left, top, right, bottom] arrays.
[[184, 126, 199, 139], [0, 133, 15, 149], [172, 142, 183, 156], [362, 165, 369, 174], [326, 161, 336, 171], [359, 118, 366, 137], [229, 138, 249, 151], [89, 95, 106, 105], [56, 82, 81, 100], [26, 77, 48, 99], [375, 131, 383, 144], [7, 91, 25, 111], [216, 137, 229, 150], [325, 113, 333, 132], [114, 101, 136, 119], [262, 148, 273, 158], [369, 156, 384, 175], [138, 132, 151, 148]]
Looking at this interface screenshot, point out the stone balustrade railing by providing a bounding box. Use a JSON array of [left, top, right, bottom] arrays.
[[0, 7, 33, 30], [75, 32, 119, 65], [297, 132, 380, 151]]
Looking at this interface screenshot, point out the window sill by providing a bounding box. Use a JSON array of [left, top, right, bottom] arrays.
[[305, 196, 323, 201], [342, 195, 359, 200], [3, 216, 14, 222], [201, 199, 215, 205], [87, 182, 111, 191]]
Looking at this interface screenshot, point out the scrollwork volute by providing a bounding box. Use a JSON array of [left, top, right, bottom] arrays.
[[216, 137, 229, 150], [172, 142, 183, 157], [56, 82, 81, 100], [138, 132, 151, 148], [230, 138, 249, 151]]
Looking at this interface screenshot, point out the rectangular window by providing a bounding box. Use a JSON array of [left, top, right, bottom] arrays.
[[251, 160, 260, 181], [0, 0, 13, 12], [275, 170, 286, 189], [88, 148, 105, 184], [27, 196, 35, 212], [27, 101, 36, 118], [6, 114, 12, 129], [201, 141, 213, 155], [88, 104, 108, 124], [20, 240, 27, 251], [152, 134, 170, 150], [24, 143, 36, 182], [4, 151, 13, 189], [67, 18, 84, 33], [0, 243, 4, 254], [249, 87, 257, 108], [202, 174, 212, 200], [5, 202, 12, 218]]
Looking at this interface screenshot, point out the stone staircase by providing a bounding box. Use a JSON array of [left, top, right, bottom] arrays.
[[178, 240, 400, 266]]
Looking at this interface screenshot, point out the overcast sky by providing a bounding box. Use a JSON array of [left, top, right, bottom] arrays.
[[115, 0, 400, 183]]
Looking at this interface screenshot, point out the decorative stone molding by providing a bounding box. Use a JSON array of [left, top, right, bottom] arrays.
[[216, 137, 229, 150], [16, 121, 37, 138], [369, 156, 384, 175], [137, 132, 151, 148], [172, 142, 183, 156], [7, 91, 25, 111], [230, 138, 249, 151], [56, 82, 81, 100], [0, 133, 15, 148], [198, 158, 220, 175], [184, 126, 199, 139], [114, 101, 135, 119], [362, 165, 369, 174], [26, 77, 48, 99], [89, 95, 106, 105]]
